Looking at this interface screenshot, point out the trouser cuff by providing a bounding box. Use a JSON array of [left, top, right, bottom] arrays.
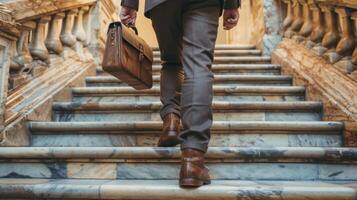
[[160, 108, 181, 120], [181, 141, 208, 153]]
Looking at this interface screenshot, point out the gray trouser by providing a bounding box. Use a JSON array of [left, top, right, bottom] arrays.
[[150, 0, 220, 152]]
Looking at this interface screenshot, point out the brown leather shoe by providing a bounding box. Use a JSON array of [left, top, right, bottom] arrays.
[[179, 149, 211, 188], [158, 113, 181, 147]]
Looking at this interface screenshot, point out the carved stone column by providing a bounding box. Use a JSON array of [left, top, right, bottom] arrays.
[[335, 8, 355, 55], [308, 0, 326, 52], [73, 6, 89, 44], [320, 5, 340, 63], [333, 8, 356, 74], [352, 12, 357, 66], [60, 9, 78, 48], [9, 21, 36, 89], [295, 0, 313, 43], [83, 6, 94, 48], [73, 6, 89, 59], [45, 13, 65, 55], [87, 0, 117, 64], [11, 21, 36, 72], [29, 16, 51, 64], [0, 3, 18, 134], [285, 0, 304, 38], [282, 0, 294, 34]]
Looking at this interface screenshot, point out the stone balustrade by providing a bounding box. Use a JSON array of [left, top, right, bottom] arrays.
[[0, 0, 117, 141], [279, 0, 357, 77], [10, 5, 95, 87]]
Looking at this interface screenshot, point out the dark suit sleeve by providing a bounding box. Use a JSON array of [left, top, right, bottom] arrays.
[[223, 0, 241, 9], [121, 0, 139, 10]]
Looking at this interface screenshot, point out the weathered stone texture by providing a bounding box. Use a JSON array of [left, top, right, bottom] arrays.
[[272, 38, 357, 146]]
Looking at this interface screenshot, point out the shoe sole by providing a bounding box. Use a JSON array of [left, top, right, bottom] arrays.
[[179, 178, 211, 188], [157, 132, 182, 147]]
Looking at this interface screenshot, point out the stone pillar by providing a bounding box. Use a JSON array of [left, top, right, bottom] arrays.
[[260, 0, 283, 55], [352, 12, 357, 66], [73, 6, 89, 44], [296, 0, 313, 43], [9, 21, 36, 89], [29, 16, 51, 64], [87, 0, 117, 64], [11, 21, 36, 72], [0, 6, 18, 134], [83, 6, 94, 48], [286, 0, 304, 38], [320, 5, 340, 63], [60, 9, 78, 48], [335, 8, 355, 57], [333, 8, 356, 74], [45, 13, 65, 55], [308, 0, 326, 52], [73, 6, 89, 59], [282, 0, 294, 33]]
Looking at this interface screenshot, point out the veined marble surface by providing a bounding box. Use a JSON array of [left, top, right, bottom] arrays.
[[53, 111, 321, 122], [72, 95, 305, 104], [31, 133, 342, 147], [0, 162, 357, 181], [0, 179, 356, 200]]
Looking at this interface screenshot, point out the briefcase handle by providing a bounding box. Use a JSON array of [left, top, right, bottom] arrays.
[[127, 22, 138, 35], [108, 21, 139, 35]]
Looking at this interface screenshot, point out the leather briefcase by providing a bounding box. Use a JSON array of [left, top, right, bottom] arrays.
[[102, 22, 153, 90]]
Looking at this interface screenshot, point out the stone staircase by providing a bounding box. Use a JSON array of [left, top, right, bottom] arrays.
[[1, 45, 357, 199]]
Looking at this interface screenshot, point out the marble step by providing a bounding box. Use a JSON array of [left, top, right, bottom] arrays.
[[96, 64, 282, 76], [52, 101, 322, 122], [72, 86, 306, 104], [72, 86, 306, 96], [73, 94, 305, 104], [2, 179, 356, 200], [86, 75, 293, 87], [30, 121, 342, 133], [153, 49, 262, 57], [152, 44, 257, 51], [154, 56, 271, 64], [30, 121, 343, 148], [0, 147, 356, 180]]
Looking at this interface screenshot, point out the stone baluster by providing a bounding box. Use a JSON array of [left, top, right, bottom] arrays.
[[285, 0, 304, 38], [282, 0, 294, 33], [352, 12, 357, 67], [45, 13, 65, 55], [334, 7, 355, 65], [320, 5, 340, 63], [308, 0, 326, 52], [332, 7, 356, 74], [29, 16, 51, 64], [60, 9, 78, 48], [72, 6, 89, 59], [73, 6, 89, 44], [299, 0, 313, 39], [295, 0, 313, 43], [11, 21, 36, 72], [9, 22, 36, 89], [83, 6, 94, 48]]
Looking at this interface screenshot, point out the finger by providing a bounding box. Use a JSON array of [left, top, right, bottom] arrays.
[[121, 15, 131, 21], [227, 17, 238, 24], [224, 23, 235, 30]]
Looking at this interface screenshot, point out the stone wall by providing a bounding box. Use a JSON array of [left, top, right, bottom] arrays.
[[229, 0, 283, 55], [272, 0, 357, 146]]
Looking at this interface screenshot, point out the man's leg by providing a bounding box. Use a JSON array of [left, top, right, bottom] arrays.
[[179, 3, 220, 153], [179, 1, 220, 188], [150, 1, 184, 147]]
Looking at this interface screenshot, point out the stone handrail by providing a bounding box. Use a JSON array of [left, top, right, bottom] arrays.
[[279, 0, 357, 78], [0, 0, 117, 143]]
